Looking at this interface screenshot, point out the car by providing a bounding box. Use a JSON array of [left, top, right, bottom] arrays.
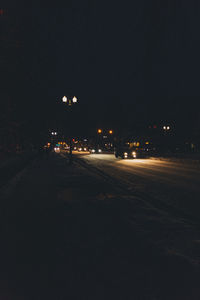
[[89, 146, 102, 154], [114, 146, 137, 159], [78, 146, 88, 152], [114, 144, 151, 159]]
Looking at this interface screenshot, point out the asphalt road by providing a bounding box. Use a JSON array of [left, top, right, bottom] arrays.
[[76, 153, 200, 219]]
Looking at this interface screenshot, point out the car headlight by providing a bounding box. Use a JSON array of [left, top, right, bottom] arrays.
[[124, 152, 128, 158], [79, 148, 82, 151], [98, 149, 102, 152], [91, 149, 95, 153], [132, 151, 136, 158], [84, 148, 87, 151]]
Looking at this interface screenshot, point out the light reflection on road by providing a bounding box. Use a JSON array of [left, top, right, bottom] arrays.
[[75, 152, 200, 217]]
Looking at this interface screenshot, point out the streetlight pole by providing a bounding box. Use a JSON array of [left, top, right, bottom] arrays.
[[62, 95, 78, 164]]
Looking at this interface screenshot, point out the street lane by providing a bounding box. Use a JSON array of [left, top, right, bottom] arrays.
[[77, 153, 200, 218]]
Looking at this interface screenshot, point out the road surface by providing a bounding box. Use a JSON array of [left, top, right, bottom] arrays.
[[75, 153, 200, 219], [0, 152, 200, 299]]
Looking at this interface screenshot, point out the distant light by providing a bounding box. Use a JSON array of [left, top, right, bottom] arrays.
[[62, 96, 67, 103], [98, 129, 102, 134], [109, 130, 113, 134], [167, 126, 170, 130], [91, 149, 95, 153], [54, 147, 60, 152], [163, 126, 166, 130], [98, 149, 102, 152]]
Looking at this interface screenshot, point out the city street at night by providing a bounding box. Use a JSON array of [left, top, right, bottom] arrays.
[[0, 152, 200, 299], [1, 3, 200, 299]]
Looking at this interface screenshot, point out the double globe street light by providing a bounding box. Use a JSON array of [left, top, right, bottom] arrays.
[[62, 96, 78, 105], [62, 95, 78, 163]]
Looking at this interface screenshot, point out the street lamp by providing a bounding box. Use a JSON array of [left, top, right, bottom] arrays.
[[163, 126, 170, 131], [62, 96, 67, 103], [62, 95, 78, 164], [72, 96, 77, 103]]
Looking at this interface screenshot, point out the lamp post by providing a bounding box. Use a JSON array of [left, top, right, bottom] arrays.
[[62, 95, 78, 164]]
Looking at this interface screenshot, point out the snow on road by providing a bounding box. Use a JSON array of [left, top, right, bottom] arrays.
[[78, 153, 200, 219], [73, 153, 200, 271]]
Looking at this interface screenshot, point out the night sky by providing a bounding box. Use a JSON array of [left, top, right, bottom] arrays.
[[3, 2, 200, 138]]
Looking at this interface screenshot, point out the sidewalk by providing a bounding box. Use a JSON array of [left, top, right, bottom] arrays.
[[0, 153, 199, 299]]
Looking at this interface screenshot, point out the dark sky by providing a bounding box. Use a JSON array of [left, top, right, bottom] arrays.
[[3, 2, 200, 136]]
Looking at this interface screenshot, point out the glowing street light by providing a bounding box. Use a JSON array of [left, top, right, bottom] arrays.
[[109, 130, 113, 134], [97, 129, 102, 134], [163, 125, 170, 131], [72, 96, 77, 103], [62, 95, 78, 105], [61, 95, 78, 164], [62, 96, 67, 103]]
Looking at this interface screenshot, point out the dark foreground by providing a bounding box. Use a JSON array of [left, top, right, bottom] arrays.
[[0, 153, 199, 299]]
